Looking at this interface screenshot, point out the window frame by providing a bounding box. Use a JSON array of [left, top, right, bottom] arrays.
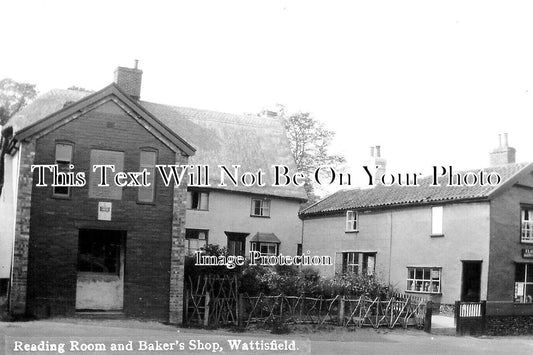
[[52, 141, 74, 198], [137, 148, 158, 204], [188, 190, 210, 211], [521, 207, 533, 244], [250, 241, 279, 256], [406, 267, 442, 294], [335, 251, 376, 276], [514, 263, 533, 303], [345, 210, 358, 232], [185, 229, 209, 256], [431, 206, 444, 237], [250, 198, 271, 218]]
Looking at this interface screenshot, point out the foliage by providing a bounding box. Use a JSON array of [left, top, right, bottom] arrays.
[[317, 273, 390, 299], [0, 78, 38, 125], [280, 109, 345, 202]]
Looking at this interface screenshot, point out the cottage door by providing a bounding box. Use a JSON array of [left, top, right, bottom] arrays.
[[75, 229, 126, 311], [461, 261, 482, 302]]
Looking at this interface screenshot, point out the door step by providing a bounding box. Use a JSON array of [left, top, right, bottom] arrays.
[[75, 311, 126, 319]]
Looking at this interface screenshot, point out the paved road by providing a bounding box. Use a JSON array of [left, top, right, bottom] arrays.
[[1, 319, 533, 354]]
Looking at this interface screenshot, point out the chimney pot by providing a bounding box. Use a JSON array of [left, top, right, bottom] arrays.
[[134, 59, 139, 69], [375, 145, 381, 158], [490, 133, 515, 166], [370, 146, 375, 157]]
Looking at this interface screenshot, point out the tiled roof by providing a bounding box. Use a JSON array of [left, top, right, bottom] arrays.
[[300, 162, 532, 217], [6, 88, 308, 201]]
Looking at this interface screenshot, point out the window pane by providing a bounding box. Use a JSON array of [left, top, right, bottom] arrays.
[[191, 192, 200, 209], [516, 264, 526, 282], [200, 193, 209, 210], [55, 144, 72, 163], [416, 269, 423, 279], [140, 151, 156, 166], [432, 206, 443, 235]]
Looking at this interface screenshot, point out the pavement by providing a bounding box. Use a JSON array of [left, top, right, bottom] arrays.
[[1, 317, 533, 354], [431, 315, 456, 335]]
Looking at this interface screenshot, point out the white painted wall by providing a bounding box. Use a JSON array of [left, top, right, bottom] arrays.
[[186, 190, 303, 256], [0, 150, 19, 279]]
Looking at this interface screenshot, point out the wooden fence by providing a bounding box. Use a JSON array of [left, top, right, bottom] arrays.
[[241, 292, 429, 329], [455, 301, 486, 335]]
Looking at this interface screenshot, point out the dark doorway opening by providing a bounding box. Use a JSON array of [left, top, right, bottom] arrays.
[[461, 261, 482, 302]]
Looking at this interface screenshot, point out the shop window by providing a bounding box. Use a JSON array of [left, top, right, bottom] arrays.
[[188, 191, 209, 210], [77, 229, 123, 274], [514, 263, 533, 303], [251, 198, 270, 217], [138, 150, 157, 203], [185, 229, 208, 256], [345, 211, 358, 232], [335, 252, 375, 275], [521, 209, 533, 243], [53, 143, 73, 197], [406, 267, 441, 293]]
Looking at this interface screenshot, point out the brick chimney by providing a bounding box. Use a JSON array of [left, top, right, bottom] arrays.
[[490, 133, 516, 166], [114, 60, 143, 100], [369, 145, 387, 185]]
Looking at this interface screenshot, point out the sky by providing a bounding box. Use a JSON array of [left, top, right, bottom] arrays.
[[2, 0, 533, 188]]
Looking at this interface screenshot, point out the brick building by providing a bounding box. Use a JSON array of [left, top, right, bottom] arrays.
[[0, 64, 306, 321], [300, 137, 533, 315]]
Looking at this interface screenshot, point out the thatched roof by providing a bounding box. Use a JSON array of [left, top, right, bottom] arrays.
[[5, 88, 307, 200]]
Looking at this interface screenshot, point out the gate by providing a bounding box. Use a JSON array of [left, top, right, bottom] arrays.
[[184, 275, 239, 326], [455, 300, 486, 335]]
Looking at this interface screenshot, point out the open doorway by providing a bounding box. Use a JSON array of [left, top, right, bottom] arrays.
[[461, 261, 482, 302], [76, 229, 126, 311]]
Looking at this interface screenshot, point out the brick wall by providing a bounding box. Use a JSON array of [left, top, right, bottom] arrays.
[[23, 100, 187, 322], [9, 140, 36, 315]]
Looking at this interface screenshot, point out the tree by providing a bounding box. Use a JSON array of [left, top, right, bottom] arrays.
[[0, 78, 38, 125], [265, 106, 345, 203]]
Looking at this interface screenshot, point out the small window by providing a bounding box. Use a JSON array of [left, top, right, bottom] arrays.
[[53, 143, 73, 197], [251, 242, 278, 256], [406, 267, 441, 293], [138, 150, 157, 203], [336, 252, 375, 275], [431, 206, 443, 236], [521, 209, 533, 243], [188, 191, 209, 210], [297, 243, 303, 256], [345, 210, 358, 232], [251, 198, 270, 217], [514, 263, 533, 303], [185, 229, 208, 256]]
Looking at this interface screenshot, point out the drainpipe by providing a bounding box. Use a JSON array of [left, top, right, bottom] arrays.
[[388, 210, 393, 287]]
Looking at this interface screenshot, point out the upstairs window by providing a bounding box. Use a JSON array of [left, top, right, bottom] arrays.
[[521, 209, 533, 243], [251, 198, 270, 217], [188, 191, 209, 210], [88, 149, 124, 200], [345, 210, 358, 232], [53, 143, 73, 197], [138, 150, 157, 203], [431, 206, 443, 236]]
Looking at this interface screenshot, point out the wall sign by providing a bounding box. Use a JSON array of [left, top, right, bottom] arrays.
[[522, 248, 533, 259], [98, 202, 112, 221]]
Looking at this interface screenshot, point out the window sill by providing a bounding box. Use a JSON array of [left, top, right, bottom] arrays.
[[404, 290, 442, 295], [250, 215, 270, 218], [51, 194, 71, 200], [345, 230, 359, 234], [430, 234, 445, 238], [137, 201, 156, 206], [520, 240, 533, 244], [188, 208, 209, 211]]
